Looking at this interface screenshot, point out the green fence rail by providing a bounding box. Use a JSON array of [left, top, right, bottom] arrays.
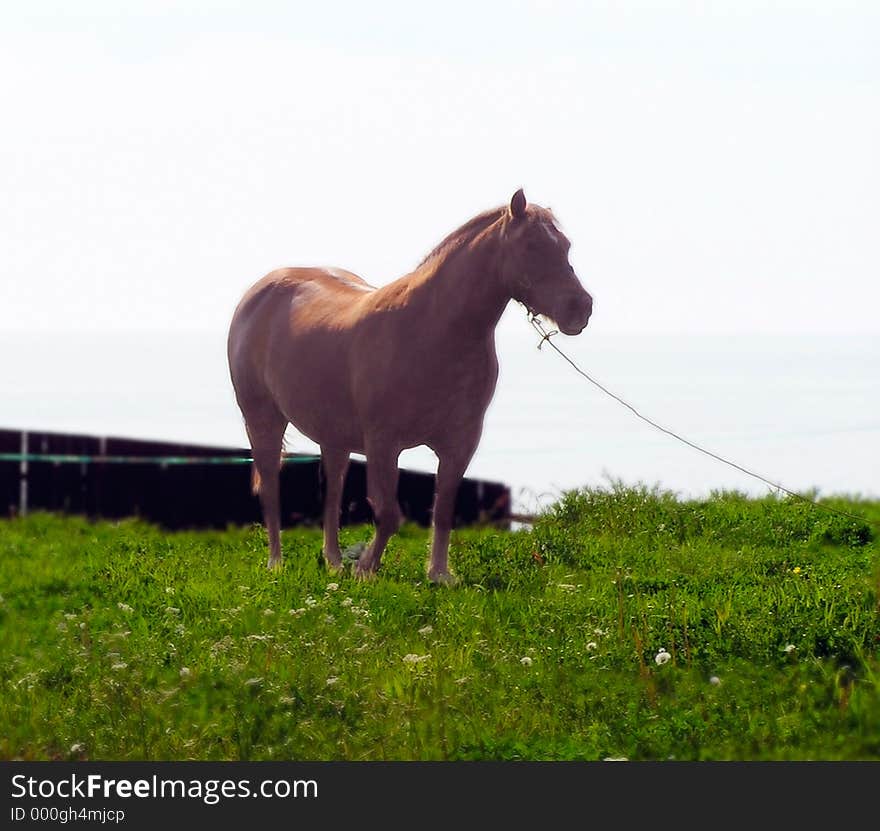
[[0, 453, 321, 466]]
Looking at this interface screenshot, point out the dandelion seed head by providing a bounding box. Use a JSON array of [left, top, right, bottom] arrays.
[[655, 650, 672, 666]]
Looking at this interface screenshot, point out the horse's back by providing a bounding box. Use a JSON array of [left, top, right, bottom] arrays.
[[229, 266, 373, 348], [228, 267, 374, 446]]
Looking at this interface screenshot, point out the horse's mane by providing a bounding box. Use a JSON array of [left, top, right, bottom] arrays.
[[416, 206, 507, 270]]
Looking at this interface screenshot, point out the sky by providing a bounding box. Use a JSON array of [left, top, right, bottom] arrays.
[[2, 1, 878, 338]]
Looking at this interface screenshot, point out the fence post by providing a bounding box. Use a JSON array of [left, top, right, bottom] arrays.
[[19, 430, 28, 517]]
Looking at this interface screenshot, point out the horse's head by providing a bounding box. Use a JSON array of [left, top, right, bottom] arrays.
[[499, 189, 593, 336]]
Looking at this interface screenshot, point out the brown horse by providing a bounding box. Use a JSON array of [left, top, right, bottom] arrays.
[[227, 189, 593, 582]]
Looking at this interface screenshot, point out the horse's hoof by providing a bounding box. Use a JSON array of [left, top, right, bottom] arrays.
[[354, 566, 377, 582], [428, 571, 459, 587], [342, 542, 368, 567], [325, 559, 344, 575], [267, 557, 283, 571]]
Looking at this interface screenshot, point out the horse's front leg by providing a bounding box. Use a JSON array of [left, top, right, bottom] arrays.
[[355, 442, 401, 578], [320, 446, 350, 572], [429, 438, 479, 584]]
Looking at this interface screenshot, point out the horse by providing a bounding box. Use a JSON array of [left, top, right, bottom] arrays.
[[227, 189, 593, 582]]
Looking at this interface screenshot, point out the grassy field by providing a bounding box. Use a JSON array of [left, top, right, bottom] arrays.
[[1, 485, 878, 761]]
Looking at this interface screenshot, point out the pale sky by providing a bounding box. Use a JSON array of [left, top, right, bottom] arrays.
[[3, 1, 878, 337]]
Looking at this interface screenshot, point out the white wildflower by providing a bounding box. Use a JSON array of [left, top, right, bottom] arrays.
[[341, 597, 353, 607], [117, 602, 133, 614], [165, 606, 181, 616], [305, 597, 317, 607], [111, 662, 128, 671], [784, 644, 796, 654], [586, 641, 598, 651], [418, 625, 434, 636], [244, 677, 263, 689], [709, 675, 721, 686], [179, 667, 191, 679], [326, 676, 340, 686], [520, 656, 533, 666], [262, 608, 275, 617], [325, 582, 339, 592], [70, 743, 85, 754], [655, 649, 672, 666], [289, 608, 306, 616], [402, 653, 431, 665]]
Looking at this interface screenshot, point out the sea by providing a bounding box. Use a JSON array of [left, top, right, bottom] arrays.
[[2, 321, 878, 514]]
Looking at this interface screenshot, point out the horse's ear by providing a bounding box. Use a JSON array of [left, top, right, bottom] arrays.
[[509, 188, 527, 220]]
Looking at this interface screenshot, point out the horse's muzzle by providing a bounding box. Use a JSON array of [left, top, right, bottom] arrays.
[[557, 293, 593, 335]]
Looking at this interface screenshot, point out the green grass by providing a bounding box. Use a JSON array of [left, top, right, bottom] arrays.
[[1, 484, 878, 761]]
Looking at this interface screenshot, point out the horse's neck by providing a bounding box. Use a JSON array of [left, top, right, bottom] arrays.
[[413, 239, 508, 340]]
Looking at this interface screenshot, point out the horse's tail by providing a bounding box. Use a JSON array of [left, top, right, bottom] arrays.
[[251, 465, 262, 496]]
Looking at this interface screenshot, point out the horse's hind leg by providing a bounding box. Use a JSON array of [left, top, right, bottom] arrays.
[[320, 446, 350, 572], [243, 402, 288, 569]]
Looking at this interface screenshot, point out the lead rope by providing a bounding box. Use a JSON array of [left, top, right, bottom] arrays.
[[525, 309, 878, 530]]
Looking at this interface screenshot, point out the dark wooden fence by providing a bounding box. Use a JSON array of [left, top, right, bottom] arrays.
[[0, 428, 511, 530]]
